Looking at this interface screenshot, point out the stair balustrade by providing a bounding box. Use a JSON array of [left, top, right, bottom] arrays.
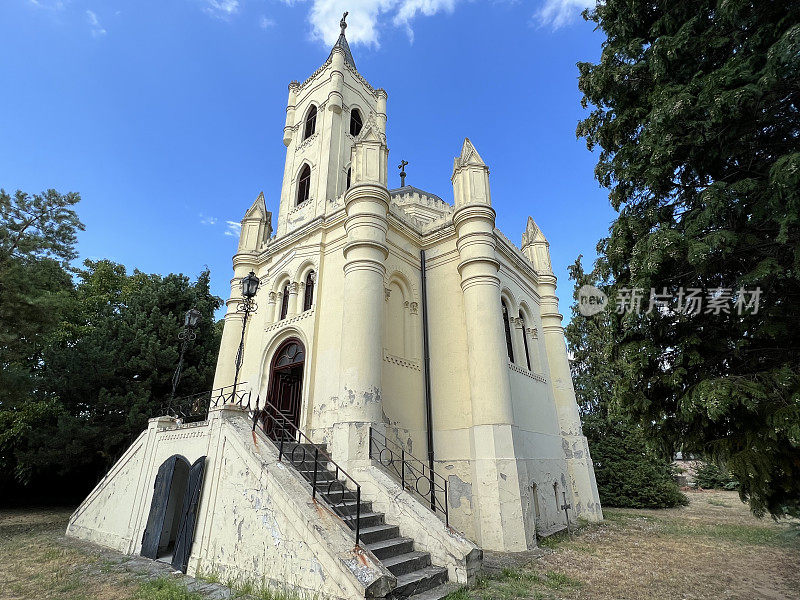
[[251, 397, 363, 547], [368, 428, 449, 528]]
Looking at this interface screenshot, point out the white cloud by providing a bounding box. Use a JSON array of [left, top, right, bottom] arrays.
[[259, 15, 276, 29], [203, 0, 240, 19], [28, 0, 67, 10], [199, 214, 218, 225], [535, 0, 594, 29], [290, 0, 461, 47], [86, 9, 106, 36], [224, 221, 241, 237]]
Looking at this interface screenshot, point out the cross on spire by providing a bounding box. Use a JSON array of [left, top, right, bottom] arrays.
[[398, 160, 408, 187], [340, 11, 348, 35]]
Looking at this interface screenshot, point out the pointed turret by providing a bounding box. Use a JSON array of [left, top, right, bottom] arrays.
[[238, 191, 272, 253], [521, 216, 552, 275], [452, 138, 491, 208], [328, 11, 356, 69]]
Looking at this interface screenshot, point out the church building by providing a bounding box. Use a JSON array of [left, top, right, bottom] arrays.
[[67, 15, 602, 600]]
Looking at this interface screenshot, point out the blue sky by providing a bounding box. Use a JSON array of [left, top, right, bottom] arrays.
[[0, 0, 615, 320]]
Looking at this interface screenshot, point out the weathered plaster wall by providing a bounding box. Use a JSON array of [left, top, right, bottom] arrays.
[[190, 409, 394, 599], [352, 464, 481, 585], [67, 430, 150, 553], [69, 409, 398, 600]]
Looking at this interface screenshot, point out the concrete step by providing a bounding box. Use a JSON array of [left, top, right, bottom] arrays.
[[297, 467, 338, 482], [342, 511, 384, 528], [332, 500, 372, 517], [381, 551, 431, 577], [358, 524, 400, 544], [366, 536, 414, 560], [393, 566, 449, 598], [404, 583, 462, 600]]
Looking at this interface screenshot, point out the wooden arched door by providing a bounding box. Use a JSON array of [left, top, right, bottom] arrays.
[[265, 338, 305, 438]]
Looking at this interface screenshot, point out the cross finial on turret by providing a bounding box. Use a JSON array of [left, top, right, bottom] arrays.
[[340, 11, 348, 34], [398, 160, 408, 187]]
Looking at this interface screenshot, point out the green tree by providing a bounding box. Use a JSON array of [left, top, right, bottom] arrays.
[[566, 257, 687, 509], [0, 190, 82, 489], [577, 1, 800, 517], [0, 189, 82, 406], [14, 260, 224, 496]]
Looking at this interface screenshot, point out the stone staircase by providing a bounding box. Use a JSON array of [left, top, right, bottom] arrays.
[[281, 442, 459, 600]]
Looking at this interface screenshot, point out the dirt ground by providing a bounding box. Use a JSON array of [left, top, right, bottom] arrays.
[[0, 491, 798, 600]]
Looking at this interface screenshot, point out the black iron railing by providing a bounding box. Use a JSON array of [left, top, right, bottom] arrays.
[[160, 383, 251, 422], [251, 397, 363, 547], [369, 428, 449, 527]]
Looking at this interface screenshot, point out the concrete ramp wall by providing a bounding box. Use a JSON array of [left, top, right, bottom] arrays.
[[67, 407, 396, 599], [191, 406, 394, 599]]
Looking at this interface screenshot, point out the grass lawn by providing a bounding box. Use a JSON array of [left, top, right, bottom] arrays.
[[1, 490, 797, 600], [452, 490, 800, 600], [0, 507, 142, 599]]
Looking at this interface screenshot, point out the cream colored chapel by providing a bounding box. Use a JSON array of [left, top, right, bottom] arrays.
[[67, 16, 602, 600]]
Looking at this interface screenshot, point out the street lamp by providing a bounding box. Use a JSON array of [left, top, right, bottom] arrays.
[[169, 307, 202, 407], [232, 271, 259, 400]]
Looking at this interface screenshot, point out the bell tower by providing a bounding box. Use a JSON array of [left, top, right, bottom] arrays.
[[274, 13, 388, 238]]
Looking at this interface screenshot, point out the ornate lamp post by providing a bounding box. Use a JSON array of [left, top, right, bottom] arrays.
[[169, 308, 202, 406], [232, 271, 260, 400]]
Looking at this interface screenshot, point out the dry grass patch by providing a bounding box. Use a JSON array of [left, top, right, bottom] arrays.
[[453, 490, 800, 600], [0, 508, 140, 600]]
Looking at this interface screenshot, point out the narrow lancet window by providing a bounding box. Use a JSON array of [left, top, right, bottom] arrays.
[[520, 310, 532, 371], [346, 167, 351, 190], [502, 300, 514, 362], [349, 109, 363, 136], [303, 105, 317, 139], [280, 284, 290, 320], [297, 165, 311, 205], [303, 271, 315, 311]]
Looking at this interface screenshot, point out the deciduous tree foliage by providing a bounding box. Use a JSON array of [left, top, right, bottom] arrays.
[[0, 189, 222, 502], [577, 1, 800, 517]]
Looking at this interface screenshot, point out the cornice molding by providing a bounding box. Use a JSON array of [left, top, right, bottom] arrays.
[[265, 309, 314, 333], [383, 350, 421, 371], [508, 362, 547, 383]]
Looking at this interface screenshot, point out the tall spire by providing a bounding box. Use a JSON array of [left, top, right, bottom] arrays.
[[329, 11, 356, 69]]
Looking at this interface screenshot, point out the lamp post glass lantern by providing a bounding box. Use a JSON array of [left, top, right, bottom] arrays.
[[184, 307, 202, 328], [233, 271, 259, 401], [169, 307, 202, 407]]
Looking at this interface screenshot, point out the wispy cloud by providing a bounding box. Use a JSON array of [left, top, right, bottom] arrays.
[[224, 221, 241, 237], [86, 9, 106, 36], [534, 0, 594, 29], [286, 0, 461, 47], [199, 214, 218, 225], [202, 0, 240, 19], [259, 15, 276, 29], [28, 0, 67, 10]]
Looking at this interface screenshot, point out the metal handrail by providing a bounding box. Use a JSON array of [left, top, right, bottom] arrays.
[[369, 427, 449, 528], [161, 383, 251, 422], [251, 397, 362, 546]]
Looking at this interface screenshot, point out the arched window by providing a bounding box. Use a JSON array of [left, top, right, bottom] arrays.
[[346, 167, 351, 190], [349, 109, 363, 136], [297, 165, 311, 205], [280, 284, 290, 320], [519, 310, 532, 371], [303, 105, 317, 140], [303, 271, 315, 311], [502, 300, 514, 362]]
